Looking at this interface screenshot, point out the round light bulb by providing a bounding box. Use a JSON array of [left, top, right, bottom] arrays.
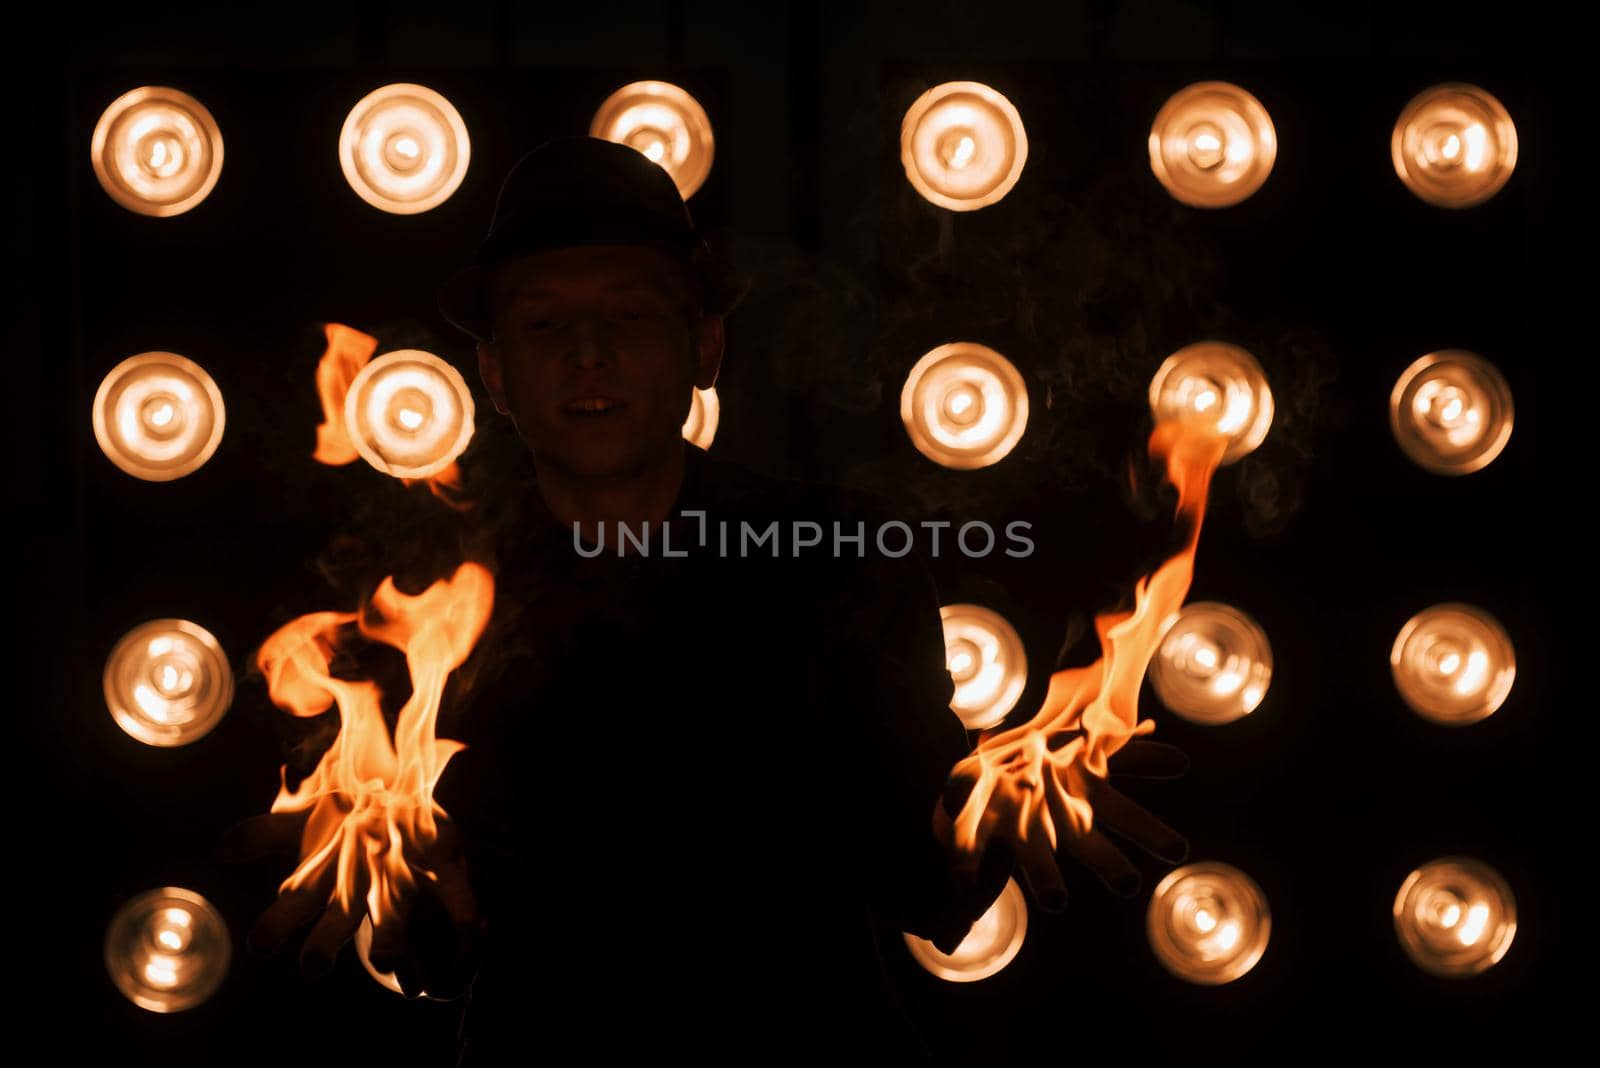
[[1149, 81, 1276, 208], [1392, 84, 1517, 208], [104, 619, 233, 747], [91, 86, 223, 217], [1148, 342, 1274, 464], [343, 349, 475, 479], [340, 83, 471, 214], [1394, 857, 1516, 976], [92, 352, 225, 481], [683, 386, 720, 450], [1389, 350, 1513, 475], [1148, 601, 1272, 725], [900, 81, 1028, 212], [590, 81, 715, 199], [1147, 861, 1271, 985], [901, 343, 1029, 469], [940, 603, 1028, 730], [904, 877, 1028, 982], [105, 887, 230, 1013], [1391, 603, 1515, 726]]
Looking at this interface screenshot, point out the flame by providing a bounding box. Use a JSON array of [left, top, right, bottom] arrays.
[[313, 323, 380, 466], [948, 420, 1227, 856], [312, 323, 473, 507], [256, 563, 494, 923]]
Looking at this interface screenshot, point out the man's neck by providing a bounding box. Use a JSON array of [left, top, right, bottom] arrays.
[[533, 440, 687, 551]]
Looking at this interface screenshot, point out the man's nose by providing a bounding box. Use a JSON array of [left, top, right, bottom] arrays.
[[569, 317, 613, 368]]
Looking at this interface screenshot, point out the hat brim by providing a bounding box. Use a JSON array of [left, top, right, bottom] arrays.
[[437, 244, 751, 344]]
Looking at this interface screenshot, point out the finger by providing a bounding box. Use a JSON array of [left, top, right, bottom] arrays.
[[1011, 808, 1070, 914], [300, 900, 364, 979], [1061, 828, 1141, 898], [368, 908, 416, 978], [248, 879, 330, 957], [216, 811, 310, 863], [1109, 740, 1190, 780], [1088, 781, 1189, 864], [1041, 765, 1138, 900]]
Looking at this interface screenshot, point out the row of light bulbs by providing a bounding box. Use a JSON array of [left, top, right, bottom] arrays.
[[904, 854, 1516, 986], [90, 339, 1513, 484], [101, 851, 1520, 1013], [91, 76, 1517, 220], [901, 78, 1518, 211], [91, 79, 712, 216]]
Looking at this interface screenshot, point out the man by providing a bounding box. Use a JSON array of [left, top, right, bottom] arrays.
[[430, 136, 1005, 1063]]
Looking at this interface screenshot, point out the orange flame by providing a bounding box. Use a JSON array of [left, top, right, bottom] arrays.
[[256, 563, 494, 922], [313, 323, 380, 466], [312, 322, 473, 508], [949, 420, 1227, 855]]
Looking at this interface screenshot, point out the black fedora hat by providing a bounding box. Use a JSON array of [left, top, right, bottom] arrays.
[[437, 135, 749, 342]]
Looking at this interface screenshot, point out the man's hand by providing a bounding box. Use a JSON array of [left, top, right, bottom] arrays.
[[217, 809, 485, 999], [932, 738, 1190, 924]]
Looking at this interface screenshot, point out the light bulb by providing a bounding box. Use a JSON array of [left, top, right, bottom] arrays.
[[105, 887, 230, 1012], [92, 352, 225, 481], [1147, 861, 1270, 985], [940, 604, 1028, 730], [904, 877, 1027, 982], [1149, 81, 1276, 208], [340, 83, 470, 214], [683, 386, 720, 450], [1391, 603, 1515, 725], [104, 619, 233, 747], [1390, 350, 1513, 475], [901, 343, 1029, 469], [1148, 342, 1273, 464], [343, 350, 475, 479], [1148, 602, 1272, 725], [1394, 857, 1516, 976], [91, 86, 223, 217], [900, 81, 1028, 212], [1392, 84, 1517, 208], [591, 81, 714, 199]]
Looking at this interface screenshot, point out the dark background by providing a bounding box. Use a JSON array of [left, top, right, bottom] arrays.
[[17, 1, 1583, 1062]]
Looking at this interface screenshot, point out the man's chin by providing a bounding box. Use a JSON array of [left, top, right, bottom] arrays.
[[540, 442, 654, 481]]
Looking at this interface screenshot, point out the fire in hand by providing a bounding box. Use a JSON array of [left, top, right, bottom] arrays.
[[255, 563, 493, 949], [943, 420, 1228, 890]]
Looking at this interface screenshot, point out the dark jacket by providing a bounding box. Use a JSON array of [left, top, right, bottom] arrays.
[[436, 442, 985, 1062]]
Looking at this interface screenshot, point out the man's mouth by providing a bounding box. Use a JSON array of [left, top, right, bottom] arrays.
[[562, 398, 627, 416]]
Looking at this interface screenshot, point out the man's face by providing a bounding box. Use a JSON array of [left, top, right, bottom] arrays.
[[477, 244, 723, 480]]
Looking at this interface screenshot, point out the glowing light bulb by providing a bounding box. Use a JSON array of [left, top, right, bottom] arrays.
[[940, 604, 1028, 730], [1392, 84, 1517, 208], [1147, 862, 1270, 985], [1394, 858, 1516, 976], [683, 386, 720, 450], [1390, 350, 1513, 475], [901, 343, 1029, 469], [343, 350, 475, 479], [1149, 82, 1276, 208], [91, 86, 223, 217], [1148, 342, 1273, 464], [93, 351, 225, 481], [591, 81, 715, 199], [340, 83, 470, 214], [1391, 603, 1515, 726], [1148, 602, 1272, 725], [900, 81, 1028, 212], [904, 877, 1027, 982], [105, 619, 233, 747], [105, 888, 230, 1013]]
